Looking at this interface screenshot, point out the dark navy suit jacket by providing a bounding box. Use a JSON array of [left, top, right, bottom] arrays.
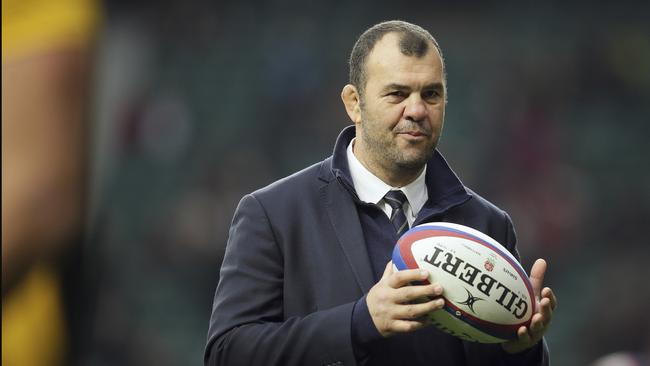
[[205, 126, 549, 366]]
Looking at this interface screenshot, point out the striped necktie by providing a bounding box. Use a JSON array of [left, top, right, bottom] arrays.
[[384, 190, 409, 237]]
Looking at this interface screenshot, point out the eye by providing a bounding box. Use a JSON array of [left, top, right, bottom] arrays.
[[422, 89, 441, 100], [386, 91, 407, 101]]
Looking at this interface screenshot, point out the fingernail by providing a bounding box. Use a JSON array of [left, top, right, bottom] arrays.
[[433, 285, 443, 294], [437, 299, 445, 307], [420, 270, 429, 278]]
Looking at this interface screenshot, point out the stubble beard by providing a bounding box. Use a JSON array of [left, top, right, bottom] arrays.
[[359, 115, 436, 179]]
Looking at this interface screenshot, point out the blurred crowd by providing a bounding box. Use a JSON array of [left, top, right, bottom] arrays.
[[3, 0, 649, 365]]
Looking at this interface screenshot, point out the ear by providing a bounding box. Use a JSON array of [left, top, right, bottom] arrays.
[[341, 84, 362, 124]]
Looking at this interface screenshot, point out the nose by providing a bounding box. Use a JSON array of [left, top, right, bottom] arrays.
[[403, 95, 427, 122]]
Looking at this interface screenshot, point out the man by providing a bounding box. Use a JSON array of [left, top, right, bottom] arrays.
[[205, 20, 556, 366]]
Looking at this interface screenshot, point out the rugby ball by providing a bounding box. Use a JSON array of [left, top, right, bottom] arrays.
[[392, 222, 535, 343]]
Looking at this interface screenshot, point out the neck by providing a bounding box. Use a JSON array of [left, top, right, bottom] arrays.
[[379, 166, 423, 188]]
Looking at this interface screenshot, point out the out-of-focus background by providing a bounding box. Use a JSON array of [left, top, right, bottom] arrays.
[[3, 0, 650, 365]]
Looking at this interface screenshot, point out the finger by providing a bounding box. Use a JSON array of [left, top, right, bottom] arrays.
[[388, 268, 429, 288], [389, 319, 428, 334], [529, 313, 545, 335], [542, 287, 558, 310], [538, 297, 553, 327], [517, 325, 532, 343], [529, 259, 547, 300], [502, 325, 532, 354], [395, 283, 444, 303], [395, 298, 445, 319]]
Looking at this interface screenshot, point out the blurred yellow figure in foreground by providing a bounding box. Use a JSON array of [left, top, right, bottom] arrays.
[[2, 0, 101, 364]]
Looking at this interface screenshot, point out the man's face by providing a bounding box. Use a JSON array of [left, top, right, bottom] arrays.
[[354, 33, 446, 179]]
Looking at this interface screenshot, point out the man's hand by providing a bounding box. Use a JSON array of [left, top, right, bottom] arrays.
[[502, 258, 557, 354], [366, 261, 445, 337]]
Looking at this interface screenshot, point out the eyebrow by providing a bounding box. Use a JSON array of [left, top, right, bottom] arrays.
[[381, 83, 410, 93], [381, 82, 445, 93]]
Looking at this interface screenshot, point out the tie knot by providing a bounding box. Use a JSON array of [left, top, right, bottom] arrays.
[[384, 190, 408, 210]]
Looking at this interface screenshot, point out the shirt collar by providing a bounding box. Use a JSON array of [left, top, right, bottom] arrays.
[[346, 138, 428, 216], [327, 125, 471, 220]]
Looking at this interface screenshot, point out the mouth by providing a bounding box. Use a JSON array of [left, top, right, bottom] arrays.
[[397, 131, 429, 139], [403, 131, 426, 137]]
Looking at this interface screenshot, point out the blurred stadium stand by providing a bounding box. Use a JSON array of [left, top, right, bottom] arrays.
[[75, 0, 650, 364]]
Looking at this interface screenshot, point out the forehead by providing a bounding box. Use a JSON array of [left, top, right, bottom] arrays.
[[365, 32, 443, 89]]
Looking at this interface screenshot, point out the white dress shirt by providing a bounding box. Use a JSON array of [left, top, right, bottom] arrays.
[[346, 138, 428, 227]]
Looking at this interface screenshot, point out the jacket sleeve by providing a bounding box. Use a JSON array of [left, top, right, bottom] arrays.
[[204, 194, 357, 366]]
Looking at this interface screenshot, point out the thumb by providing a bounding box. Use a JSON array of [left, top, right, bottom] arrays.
[[529, 258, 547, 301], [382, 261, 394, 278]]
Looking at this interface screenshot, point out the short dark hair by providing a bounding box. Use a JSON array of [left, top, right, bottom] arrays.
[[349, 20, 446, 97]]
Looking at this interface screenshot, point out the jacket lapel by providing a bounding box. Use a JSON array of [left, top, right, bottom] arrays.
[[322, 179, 375, 294]]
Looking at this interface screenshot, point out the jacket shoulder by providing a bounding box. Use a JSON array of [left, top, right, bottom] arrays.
[[463, 187, 508, 218], [448, 187, 517, 252], [250, 157, 332, 201]]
